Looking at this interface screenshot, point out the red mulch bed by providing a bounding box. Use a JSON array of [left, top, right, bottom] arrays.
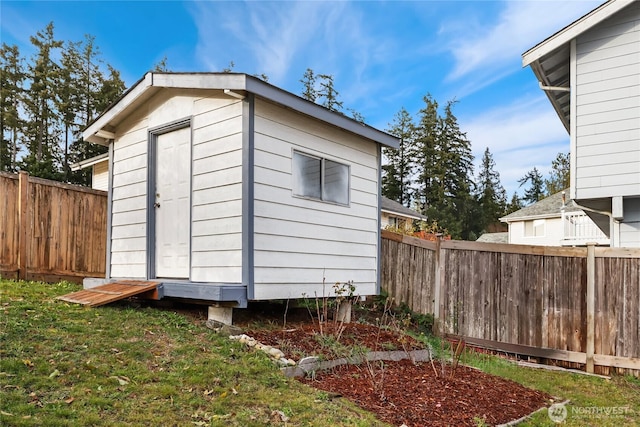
[[246, 321, 553, 427]]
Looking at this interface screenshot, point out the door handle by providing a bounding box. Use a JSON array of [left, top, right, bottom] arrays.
[[154, 202, 161, 208]]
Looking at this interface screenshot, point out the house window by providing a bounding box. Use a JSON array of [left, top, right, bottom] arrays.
[[293, 151, 349, 205], [524, 219, 545, 237]]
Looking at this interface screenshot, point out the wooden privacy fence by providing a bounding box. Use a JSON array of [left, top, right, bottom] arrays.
[[0, 171, 107, 283], [381, 230, 640, 376]]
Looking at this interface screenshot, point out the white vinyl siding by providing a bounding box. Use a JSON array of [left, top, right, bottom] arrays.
[[252, 99, 379, 299], [92, 160, 108, 191], [110, 114, 149, 278], [190, 97, 243, 283], [574, 3, 640, 200]]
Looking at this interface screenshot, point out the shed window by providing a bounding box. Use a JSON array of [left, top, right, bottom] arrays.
[[293, 151, 349, 205]]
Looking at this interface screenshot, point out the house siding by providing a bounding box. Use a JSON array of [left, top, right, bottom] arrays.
[[252, 99, 379, 299], [574, 3, 640, 200], [92, 161, 108, 191], [190, 96, 244, 283]]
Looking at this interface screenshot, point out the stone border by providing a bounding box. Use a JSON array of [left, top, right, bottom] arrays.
[[282, 349, 432, 378]]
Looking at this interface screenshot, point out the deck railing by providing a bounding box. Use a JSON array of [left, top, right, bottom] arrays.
[[561, 210, 609, 246]]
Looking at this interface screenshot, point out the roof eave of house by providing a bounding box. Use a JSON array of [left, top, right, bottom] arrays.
[[522, 0, 633, 67], [70, 152, 109, 171], [82, 72, 400, 149], [381, 208, 427, 222], [500, 212, 562, 223], [521, 0, 634, 133]]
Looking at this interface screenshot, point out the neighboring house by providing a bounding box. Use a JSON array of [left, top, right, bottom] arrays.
[[81, 72, 398, 310], [523, 0, 640, 247], [70, 152, 109, 191], [380, 197, 428, 231], [500, 190, 610, 246]]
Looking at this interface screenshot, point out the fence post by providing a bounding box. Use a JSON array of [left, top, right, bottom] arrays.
[[433, 235, 444, 335], [18, 171, 29, 281], [586, 242, 596, 373]]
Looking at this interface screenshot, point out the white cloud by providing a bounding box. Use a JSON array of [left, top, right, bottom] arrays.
[[462, 94, 570, 195], [443, 1, 600, 93]]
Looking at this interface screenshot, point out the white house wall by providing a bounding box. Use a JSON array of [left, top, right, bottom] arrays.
[[507, 217, 564, 246], [92, 161, 108, 191], [252, 99, 379, 299], [574, 2, 640, 200], [190, 95, 244, 283]]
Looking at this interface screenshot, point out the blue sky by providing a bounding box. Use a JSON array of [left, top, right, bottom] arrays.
[[1, 0, 601, 196]]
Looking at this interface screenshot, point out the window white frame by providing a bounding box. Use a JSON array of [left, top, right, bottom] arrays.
[[292, 150, 350, 206]]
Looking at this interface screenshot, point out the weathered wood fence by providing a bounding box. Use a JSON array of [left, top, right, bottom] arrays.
[[0, 171, 107, 283], [381, 230, 640, 376]]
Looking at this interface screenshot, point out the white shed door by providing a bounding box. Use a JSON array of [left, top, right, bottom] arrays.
[[155, 127, 190, 278]]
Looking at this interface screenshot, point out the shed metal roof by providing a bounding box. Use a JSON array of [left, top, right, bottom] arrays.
[[82, 72, 399, 149]]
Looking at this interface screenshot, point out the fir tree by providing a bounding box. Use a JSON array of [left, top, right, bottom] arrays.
[[0, 43, 25, 172], [518, 167, 545, 205], [476, 147, 507, 232], [382, 107, 415, 207], [545, 152, 570, 195]]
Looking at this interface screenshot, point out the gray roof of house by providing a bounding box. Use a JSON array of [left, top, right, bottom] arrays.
[[381, 197, 428, 221], [476, 232, 509, 243], [501, 189, 581, 222]]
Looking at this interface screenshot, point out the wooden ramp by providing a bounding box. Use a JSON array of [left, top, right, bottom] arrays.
[[57, 280, 160, 307]]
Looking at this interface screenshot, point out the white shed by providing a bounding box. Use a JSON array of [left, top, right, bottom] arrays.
[[82, 72, 398, 311]]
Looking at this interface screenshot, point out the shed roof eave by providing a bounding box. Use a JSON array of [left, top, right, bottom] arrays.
[[82, 72, 399, 149]]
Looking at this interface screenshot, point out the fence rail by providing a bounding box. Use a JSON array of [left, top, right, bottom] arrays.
[[381, 230, 640, 376], [0, 171, 107, 283]]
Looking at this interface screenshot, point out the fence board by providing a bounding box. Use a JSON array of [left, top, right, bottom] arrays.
[[0, 172, 107, 283], [381, 232, 640, 375], [0, 172, 19, 276]]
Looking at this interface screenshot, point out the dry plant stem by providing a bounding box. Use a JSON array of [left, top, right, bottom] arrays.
[[314, 292, 323, 336], [283, 298, 290, 330]]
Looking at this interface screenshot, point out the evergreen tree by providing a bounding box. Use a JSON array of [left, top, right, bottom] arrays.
[[518, 167, 545, 205], [300, 68, 317, 102], [413, 94, 440, 215], [476, 147, 507, 232], [414, 96, 476, 239], [0, 43, 25, 172], [505, 192, 522, 215], [382, 107, 415, 207], [21, 22, 64, 180], [545, 152, 570, 195], [317, 73, 343, 112], [437, 100, 475, 239]]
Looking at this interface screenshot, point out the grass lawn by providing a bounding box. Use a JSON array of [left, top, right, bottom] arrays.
[[1, 279, 639, 426]]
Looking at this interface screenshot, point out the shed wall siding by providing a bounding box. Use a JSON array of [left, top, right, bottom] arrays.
[[252, 99, 379, 299], [575, 3, 640, 200], [110, 111, 149, 278], [190, 96, 244, 283]]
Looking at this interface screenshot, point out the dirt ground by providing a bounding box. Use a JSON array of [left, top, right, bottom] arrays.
[[241, 308, 554, 427]]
